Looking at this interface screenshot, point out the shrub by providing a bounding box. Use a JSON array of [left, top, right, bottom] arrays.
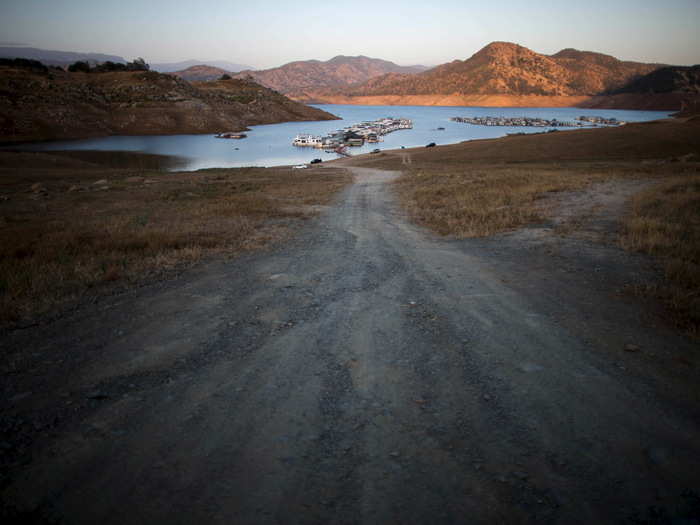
[[68, 60, 91, 73], [0, 58, 48, 72], [93, 61, 128, 72], [126, 57, 149, 71]]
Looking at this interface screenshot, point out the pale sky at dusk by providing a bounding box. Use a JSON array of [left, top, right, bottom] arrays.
[[1, 0, 698, 68]]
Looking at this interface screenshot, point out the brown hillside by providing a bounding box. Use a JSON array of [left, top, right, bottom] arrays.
[[340, 42, 662, 97], [0, 66, 338, 143], [296, 42, 693, 110], [235, 55, 427, 95]]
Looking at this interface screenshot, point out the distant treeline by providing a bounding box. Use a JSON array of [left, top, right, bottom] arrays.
[[68, 58, 150, 73], [0, 56, 150, 73], [0, 57, 56, 72]]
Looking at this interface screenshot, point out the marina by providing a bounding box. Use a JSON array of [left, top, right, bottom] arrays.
[[292, 117, 412, 150], [450, 115, 626, 128]]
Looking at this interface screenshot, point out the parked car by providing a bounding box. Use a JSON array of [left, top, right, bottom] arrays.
[[371, 149, 381, 154], [310, 158, 323, 164], [292, 164, 308, 169], [426, 142, 436, 148]]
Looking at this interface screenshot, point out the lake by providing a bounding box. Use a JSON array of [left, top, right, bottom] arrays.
[[5, 104, 670, 170]]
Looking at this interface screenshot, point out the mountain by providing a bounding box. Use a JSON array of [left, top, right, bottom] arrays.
[[0, 62, 337, 143], [151, 60, 253, 73], [234, 55, 428, 96], [612, 65, 700, 94], [339, 42, 661, 96], [0, 46, 125, 67], [170, 65, 233, 82], [578, 64, 700, 112], [297, 42, 692, 110]]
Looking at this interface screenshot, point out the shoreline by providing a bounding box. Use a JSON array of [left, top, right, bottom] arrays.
[[293, 92, 693, 112]]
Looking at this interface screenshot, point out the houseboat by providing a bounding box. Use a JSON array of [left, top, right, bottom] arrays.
[[292, 134, 324, 147], [216, 132, 247, 139]]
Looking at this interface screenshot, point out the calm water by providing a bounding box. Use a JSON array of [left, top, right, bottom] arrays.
[[7, 105, 670, 170]]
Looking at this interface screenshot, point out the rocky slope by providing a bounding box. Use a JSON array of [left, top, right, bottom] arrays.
[[0, 64, 338, 143], [234, 55, 428, 97], [297, 42, 697, 110]]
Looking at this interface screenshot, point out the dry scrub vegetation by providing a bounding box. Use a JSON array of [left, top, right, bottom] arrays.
[[0, 151, 349, 324], [393, 163, 607, 237], [349, 117, 700, 332], [621, 176, 700, 333]]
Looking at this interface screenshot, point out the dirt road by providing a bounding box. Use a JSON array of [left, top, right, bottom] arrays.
[[2, 167, 699, 524]]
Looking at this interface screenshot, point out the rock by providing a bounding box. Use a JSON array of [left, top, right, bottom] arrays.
[[483, 394, 491, 401], [92, 179, 108, 185], [624, 344, 641, 352], [67, 185, 80, 192]]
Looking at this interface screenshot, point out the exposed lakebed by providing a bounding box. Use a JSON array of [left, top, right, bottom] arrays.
[[4, 104, 670, 170]]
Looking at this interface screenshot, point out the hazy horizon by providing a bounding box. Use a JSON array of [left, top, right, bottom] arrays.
[[1, 0, 699, 69]]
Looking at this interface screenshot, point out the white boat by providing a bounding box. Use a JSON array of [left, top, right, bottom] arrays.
[[292, 134, 323, 147]]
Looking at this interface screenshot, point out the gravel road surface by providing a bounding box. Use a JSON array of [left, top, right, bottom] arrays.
[[2, 167, 699, 524]]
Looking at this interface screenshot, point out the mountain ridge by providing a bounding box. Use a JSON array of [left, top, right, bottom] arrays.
[[150, 60, 253, 73], [0, 46, 126, 67], [234, 55, 428, 96], [290, 42, 698, 110], [169, 65, 234, 82]]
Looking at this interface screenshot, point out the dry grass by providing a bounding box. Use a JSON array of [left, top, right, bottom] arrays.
[[0, 151, 350, 324], [620, 176, 700, 333], [392, 163, 606, 237]]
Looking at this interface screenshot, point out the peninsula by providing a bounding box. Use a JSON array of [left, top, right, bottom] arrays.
[[0, 59, 338, 144]]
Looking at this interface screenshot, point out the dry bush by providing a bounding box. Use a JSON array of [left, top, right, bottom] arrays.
[[393, 164, 603, 237], [0, 157, 350, 323], [620, 175, 700, 333]]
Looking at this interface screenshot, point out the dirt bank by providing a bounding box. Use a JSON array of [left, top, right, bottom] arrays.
[[293, 92, 693, 111]]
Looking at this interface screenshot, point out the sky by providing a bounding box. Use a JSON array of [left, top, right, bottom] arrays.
[[1, 0, 699, 69]]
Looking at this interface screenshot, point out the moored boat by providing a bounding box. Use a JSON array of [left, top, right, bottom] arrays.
[[216, 132, 247, 139]]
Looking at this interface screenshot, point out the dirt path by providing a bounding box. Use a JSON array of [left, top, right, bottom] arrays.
[[2, 167, 699, 524]]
